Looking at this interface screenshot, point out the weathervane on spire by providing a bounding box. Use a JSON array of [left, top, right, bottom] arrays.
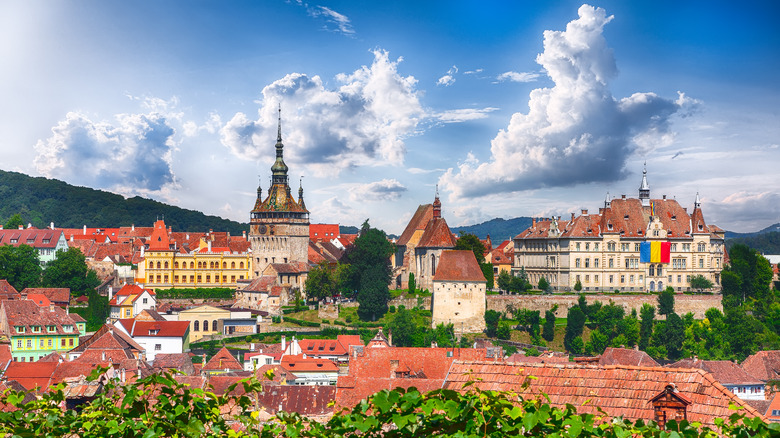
[[277, 103, 282, 142]]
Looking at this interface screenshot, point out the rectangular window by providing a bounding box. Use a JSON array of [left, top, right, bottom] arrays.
[[630, 275, 634, 283], [677, 275, 682, 283], [594, 243, 599, 251], [585, 259, 590, 268], [585, 243, 590, 251], [26, 340, 32, 348], [576, 243, 581, 251], [609, 275, 613, 284], [620, 275, 625, 283], [594, 258, 599, 268], [671, 243, 678, 252], [155, 344, 162, 351], [585, 275, 590, 282], [16, 340, 21, 348], [699, 258, 704, 268], [594, 275, 599, 282], [634, 243, 641, 252], [576, 275, 581, 282], [69, 339, 74, 347], [683, 243, 691, 252], [61, 339, 66, 347], [621, 243, 629, 252], [609, 259, 614, 268]]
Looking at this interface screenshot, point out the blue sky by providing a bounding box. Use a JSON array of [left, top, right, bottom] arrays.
[[1, 1, 778, 235]]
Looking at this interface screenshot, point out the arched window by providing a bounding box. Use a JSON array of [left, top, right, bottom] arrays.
[[194, 321, 199, 331], [198, 262, 202, 269], [203, 320, 209, 332], [156, 261, 161, 269], [210, 261, 215, 269], [649, 265, 655, 276], [658, 281, 664, 291], [222, 262, 227, 269], [174, 261, 179, 269], [212, 320, 218, 331], [657, 266, 663, 276], [239, 262, 244, 269], [231, 262, 236, 269], [649, 281, 655, 292], [164, 261, 169, 269], [190, 261, 194, 269], [430, 254, 436, 276]]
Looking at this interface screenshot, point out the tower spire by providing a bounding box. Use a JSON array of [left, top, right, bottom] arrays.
[[433, 185, 442, 219], [639, 162, 650, 207], [298, 176, 306, 210], [271, 103, 289, 185]]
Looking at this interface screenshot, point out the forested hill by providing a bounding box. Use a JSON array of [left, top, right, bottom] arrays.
[[0, 169, 247, 234], [727, 231, 780, 254], [450, 217, 533, 242]]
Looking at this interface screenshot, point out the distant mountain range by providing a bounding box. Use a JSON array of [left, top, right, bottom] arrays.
[[450, 217, 534, 242], [0, 169, 247, 234]]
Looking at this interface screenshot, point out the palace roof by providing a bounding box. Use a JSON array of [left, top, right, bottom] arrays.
[[433, 250, 486, 282]]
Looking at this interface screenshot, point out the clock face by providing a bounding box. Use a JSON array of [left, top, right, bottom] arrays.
[[259, 225, 267, 234]]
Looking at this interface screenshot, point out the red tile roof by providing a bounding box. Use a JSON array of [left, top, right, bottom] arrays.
[[256, 385, 336, 416], [281, 355, 339, 373], [417, 217, 457, 248], [599, 347, 661, 367], [310, 224, 340, 241], [3, 361, 58, 391], [443, 361, 763, 429], [147, 219, 172, 251], [667, 358, 763, 385], [202, 347, 244, 372], [0, 229, 63, 249], [21, 288, 70, 305], [0, 280, 20, 300], [117, 319, 190, 338], [433, 250, 485, 282], [2, 299, 82, 335], [741, 350, 780, 382], [397, 204, 433, 246]]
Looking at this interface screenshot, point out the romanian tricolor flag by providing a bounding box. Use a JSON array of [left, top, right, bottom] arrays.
[[650, 201, 656, 217], [640, 241, 670, 263]]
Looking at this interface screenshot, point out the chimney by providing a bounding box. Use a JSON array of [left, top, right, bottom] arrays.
[[663, 195, 667, 200], [281, 335, 286, 351], [0, 225, 3, 230], [140, 246, 145, 257], [243, 231, 247, 240], [621, 194, 626, 199], [70, 234, 73, 242], [27, 223, 31, 229], [83, 225, 87, 234], [131, 224, 135, 231], [49, 303, 55, 312], [532, 218, 536, 228], [108, 286, 113, 301], [102, 351, 106, 361], [207, 240, 212, 252], [18, 225, 23, 230], [581, 209, 588, 215], [50, 222, 54, 230], [571, 213, 575, 221]]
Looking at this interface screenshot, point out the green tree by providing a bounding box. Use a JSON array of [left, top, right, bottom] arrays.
[[484, 309, 501, 338], [454, 233, 485, 264], [578, 293, 588, 313], [657, 287, 675, 316], [3, 213, 24, 230], [388, 307, 417, 347], [689, 274, 714, 293], [0, 244, 42, 290], [481, 263, 495, 289], [343, 221, 394, 321], [639, 303, 655, 350], [496, 322, 511, 340], [573, 279, 582, 292], [564, 306, 586, 352], [497, 271, 511, 292], [41, 247, 99, 295], [663, 312, 686, 360], [542, 309, 556, 342], [538, 277, 550, 293], [408, 273, 416, 294], [587, 329, 609, 355], [304, 262, 336, 302]]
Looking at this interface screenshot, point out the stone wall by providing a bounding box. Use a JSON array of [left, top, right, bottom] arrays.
[[318, 304, 339, 320], [486, 294, 721, 319], [388, 296, 432, 310]]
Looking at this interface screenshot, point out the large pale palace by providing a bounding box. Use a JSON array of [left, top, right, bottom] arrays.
[[513, 167, 725, 292]]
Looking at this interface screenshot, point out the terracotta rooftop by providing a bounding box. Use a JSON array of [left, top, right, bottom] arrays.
[[202, 347, 244, 372], [256, 385, 336, 416], [443, 361, 763, 429], [2, 299, 83, 335], [153, 353, 196, 375], [0, 280, 20, 300], [599, 347, 661, 367], [397, 204, 433, 246], [741, 350, 780, 382], [21, 288, 70, 305], [667, 358, 763, 386], [433, 250, 485, 282], [117, 319, 190, 338], [417, 217, 457, 248], [0, 228, 63, 249]]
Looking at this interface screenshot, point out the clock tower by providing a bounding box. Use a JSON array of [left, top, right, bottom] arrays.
[[249, 106, 310, 278]]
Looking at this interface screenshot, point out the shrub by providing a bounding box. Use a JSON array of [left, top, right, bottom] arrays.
[[345, 315, 353, 323], [389, 305, 396, 313]]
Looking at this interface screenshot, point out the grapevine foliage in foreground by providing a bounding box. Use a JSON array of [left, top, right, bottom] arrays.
[[0, 369, 777, 437]]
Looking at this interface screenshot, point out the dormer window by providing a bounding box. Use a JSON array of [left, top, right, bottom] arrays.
[[47, 325, 55, 333], [608, 223, 613, 230], [63, 325, 73, 333], [32, 326, 41, 333], [671, 215, 677, 220], [624, 215, 629, 220], [149, 329, 159, 335], [15, 326, 25, 334], [698, 224, 703, 231]]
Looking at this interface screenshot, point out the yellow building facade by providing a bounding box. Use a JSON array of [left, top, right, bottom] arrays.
[[177, 305, 231, 342], [137, 220, 251, 291]]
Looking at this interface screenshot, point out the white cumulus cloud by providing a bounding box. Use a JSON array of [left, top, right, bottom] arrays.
[[435, 107, 499, 123], [440, 4, 691, 200], [348, 178, 407, 202], [496, 71, 541, 83], [437, 65, 458, 86], [33, 111, 176, 193], [220, 49, 423, 175]]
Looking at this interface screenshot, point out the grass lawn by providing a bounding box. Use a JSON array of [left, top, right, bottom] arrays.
[[508, 325, 593, 353]]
